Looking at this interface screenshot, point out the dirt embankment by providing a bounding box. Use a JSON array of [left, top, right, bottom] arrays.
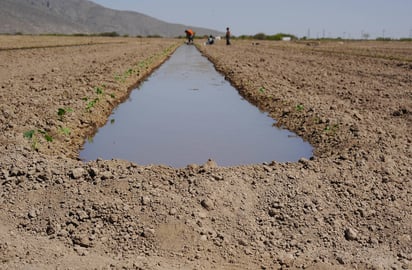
[[0, 36, 411, 269]]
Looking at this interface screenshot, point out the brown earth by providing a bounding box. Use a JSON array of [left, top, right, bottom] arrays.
[[0, 36, 411, 269]]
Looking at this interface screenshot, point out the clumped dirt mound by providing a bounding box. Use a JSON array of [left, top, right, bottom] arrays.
[[0, 36, 411, 269]]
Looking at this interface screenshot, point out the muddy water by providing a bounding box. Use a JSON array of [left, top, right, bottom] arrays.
[[80, 45, 313, 167]]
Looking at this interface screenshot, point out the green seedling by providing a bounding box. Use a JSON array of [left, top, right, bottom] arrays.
[[259, 87, 265, 93], [57, 108, 66, 117], [37, 129, 53, 142], [125, 68, 133, 77], [110, 93, 116, 99], [45, 134, 53, 142], [23, 130, 35, 139], [23, 129, 53, 150], [110, 119, 115, 124], [31, 139, 39, 151], [95, 86, 104, 95], [114, 75, 122, 82], [59, 126, 71, 136], [57, 107, 73, 121], [296, 104, 304, 112], [86, 98, 99, 111]]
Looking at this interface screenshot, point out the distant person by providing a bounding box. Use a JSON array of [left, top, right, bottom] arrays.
[[225, 27, 231, 45], [206, 35, 215, 45], [185, 29, 195, 44]]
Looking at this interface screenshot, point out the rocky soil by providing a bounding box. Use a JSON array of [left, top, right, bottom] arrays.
[[0, 36, 411, 269]]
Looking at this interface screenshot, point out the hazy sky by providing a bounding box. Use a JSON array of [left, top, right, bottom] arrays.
[[91, 0, 412, 39]]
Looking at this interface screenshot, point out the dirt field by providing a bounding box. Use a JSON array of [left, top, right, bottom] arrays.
[[0, 36, 411, 269]]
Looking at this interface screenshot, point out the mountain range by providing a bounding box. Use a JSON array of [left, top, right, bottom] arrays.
[[0, 0, 223, 37]]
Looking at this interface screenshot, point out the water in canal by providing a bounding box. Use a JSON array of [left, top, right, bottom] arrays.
[[80, 45, 313, 167]]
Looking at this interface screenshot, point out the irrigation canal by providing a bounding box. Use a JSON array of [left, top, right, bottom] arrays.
[[80, 45, 313, 167]]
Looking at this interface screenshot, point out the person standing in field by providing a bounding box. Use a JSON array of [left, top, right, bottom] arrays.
[[185, 29, 195, 44], [225, 27, 231, 45]]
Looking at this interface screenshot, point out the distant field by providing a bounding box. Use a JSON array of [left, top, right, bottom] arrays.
[[295, 40, 412, 62], [0, 35, 149, 50]]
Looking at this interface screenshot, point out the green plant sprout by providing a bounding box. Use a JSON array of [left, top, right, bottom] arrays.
[[113, 44, 178, 86], [138, 61, 147, 68], [296, 104, 304, 112], [23, 129, 53, 150], [86, 98, 99, 111], [45, 134, 53, 142], [95, 86, 104, 95], [23, 130, 35, 139], [57, 108, 66, 118], [114, 74, 123, 82], [37, 129, 53, 142], [57, 107, 73, 121], [32, 139, 39, 150], [125, 68, 133, 77], [59, 126, 71, 136]]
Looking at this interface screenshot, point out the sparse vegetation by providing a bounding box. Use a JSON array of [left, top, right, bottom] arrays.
[[296, 104, 304, 112], [113, 44, 178, 85], [238, 32, 297, 40], [59, 126, 71, 136], [95, 86, 104, 95], [376, 37, 392, 41], [86, 98, 99, 112], [38, 129, 53, 142], [23, 130, 35, 140], [23, 129, 53, 150], [57, 107, 73, 121], [98, 32, 120, 37]]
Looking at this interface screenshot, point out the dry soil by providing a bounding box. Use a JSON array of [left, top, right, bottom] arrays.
[[0, 36, 411, 269]]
